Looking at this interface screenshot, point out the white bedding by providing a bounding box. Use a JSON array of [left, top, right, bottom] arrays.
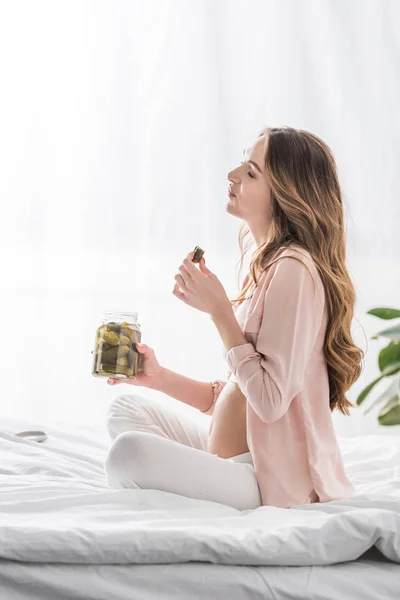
[[1, 415, 400, 571]]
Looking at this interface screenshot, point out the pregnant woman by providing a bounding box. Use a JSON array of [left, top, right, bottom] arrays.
[[104, 126, 364, 510]]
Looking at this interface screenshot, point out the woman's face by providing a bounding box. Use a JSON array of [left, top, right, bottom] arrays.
[[227, 136, 272, 243]]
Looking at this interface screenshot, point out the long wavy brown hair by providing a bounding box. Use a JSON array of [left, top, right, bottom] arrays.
[[230, 126, 365, 416]]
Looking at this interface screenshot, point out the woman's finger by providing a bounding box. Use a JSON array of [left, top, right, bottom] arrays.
[[174, 273, 187, 290], [172, 284, 190, 305], [183, 256, 201, 278], [178, 264, 192, 286]]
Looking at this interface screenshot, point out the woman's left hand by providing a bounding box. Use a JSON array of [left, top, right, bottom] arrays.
[[172, 251, 231, 316]]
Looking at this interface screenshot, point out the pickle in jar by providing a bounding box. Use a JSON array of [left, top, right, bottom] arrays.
[[92, 319, 141, 379]]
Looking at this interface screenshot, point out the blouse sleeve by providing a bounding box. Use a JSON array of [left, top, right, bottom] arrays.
[[201, 273, 250, 416], [225, 257, 324, 424]]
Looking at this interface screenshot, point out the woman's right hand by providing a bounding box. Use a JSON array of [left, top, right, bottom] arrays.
[[109, 344, 163, 388], [92, 344, 163, 389]]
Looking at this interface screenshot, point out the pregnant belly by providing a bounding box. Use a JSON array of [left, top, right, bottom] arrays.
[[206, 382, 249, 458]]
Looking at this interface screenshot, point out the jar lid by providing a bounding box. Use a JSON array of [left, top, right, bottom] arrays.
[[102, 309, 138, 322]]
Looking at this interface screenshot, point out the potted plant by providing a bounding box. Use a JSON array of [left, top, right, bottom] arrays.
[[356, 307, 400, 425]]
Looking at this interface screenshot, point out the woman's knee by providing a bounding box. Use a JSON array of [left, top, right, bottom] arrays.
[[104, 431, 158, 488], [108, 393, 147, 417], [106, 394, 149, 440]]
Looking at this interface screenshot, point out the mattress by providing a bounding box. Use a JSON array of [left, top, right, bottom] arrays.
[[1, 414, 399, 600]]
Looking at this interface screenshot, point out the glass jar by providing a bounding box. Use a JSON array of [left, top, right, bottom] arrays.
[[92, 310, 142, 380]]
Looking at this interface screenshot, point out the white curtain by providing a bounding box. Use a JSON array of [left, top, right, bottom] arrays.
[[0, 0, 399, 436]]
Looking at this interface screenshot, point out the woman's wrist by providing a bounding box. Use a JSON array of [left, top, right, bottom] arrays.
[[152, 366, 167, 392], [151, 366, 215, 412]]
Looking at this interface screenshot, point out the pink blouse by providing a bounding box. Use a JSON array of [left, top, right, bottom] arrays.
[[205, 244, 355, 509]]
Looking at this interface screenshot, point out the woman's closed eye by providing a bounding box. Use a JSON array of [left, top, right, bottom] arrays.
[[240, 162, 255, 178]]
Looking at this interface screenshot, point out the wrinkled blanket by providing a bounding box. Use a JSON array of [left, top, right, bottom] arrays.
[[1, 416, 399, 566]]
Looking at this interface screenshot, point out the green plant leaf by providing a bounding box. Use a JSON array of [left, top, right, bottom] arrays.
[[364, 376, 400, 415], [367, 307, 400, 320], [381, 359, 400, 376], [356, 374, 384, 405], [371, 323, 400, 340], [378, 341, 400, 372], [377, 393, 400, 426]]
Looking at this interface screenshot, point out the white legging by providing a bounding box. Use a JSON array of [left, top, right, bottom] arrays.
[[104, 394, 262, 511]]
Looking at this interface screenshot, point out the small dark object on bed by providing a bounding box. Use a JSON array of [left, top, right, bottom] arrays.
[[192, 246, 205, 263], [15, 430, 48, 443]]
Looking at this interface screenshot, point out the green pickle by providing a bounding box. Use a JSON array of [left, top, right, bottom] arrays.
[[92, 318, 142, 380], [192, 245, 205, 263]]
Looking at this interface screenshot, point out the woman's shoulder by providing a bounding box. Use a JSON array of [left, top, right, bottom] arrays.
[[258, 244, 323, 298], [263, 243, 316, 275], [277, 242, 313, 261], [273, 244, 325, 303], [246, 244, 321, 300], [281, 243, 320, 276], [244, 244, 325, 319]]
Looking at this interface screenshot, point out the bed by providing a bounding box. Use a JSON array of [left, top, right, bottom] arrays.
[[1, 414, 399, 600]]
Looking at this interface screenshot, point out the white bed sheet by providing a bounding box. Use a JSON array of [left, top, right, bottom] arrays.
[[0, 414, 399, 599]]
